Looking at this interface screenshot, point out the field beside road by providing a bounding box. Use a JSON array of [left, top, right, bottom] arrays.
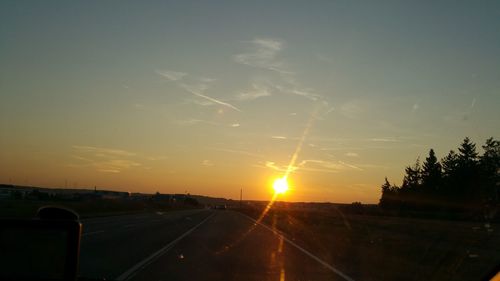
[[3, 192, 500, 280], [239, 204, 500, 281], [0, 198, 202, 219]]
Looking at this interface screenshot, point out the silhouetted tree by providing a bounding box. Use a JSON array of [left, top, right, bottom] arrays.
[[456, 137, 480, 208], [442, 150, 459, 178], [398, 158, 422, 210], [480, 138, 500, 202], [379, 177, 400, 209], [401, 158, 422, 191], [440, 150, 461, 206], [378, 137, 500, 219], [422, 149, 442, 195], [458, 137, 479, 168]]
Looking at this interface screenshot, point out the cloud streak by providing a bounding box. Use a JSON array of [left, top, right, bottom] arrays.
[[72, 145, 136, 157], [157, 70, 242, 112], [233, 38, 290, 74], [175, 119, 219, 126], [235, 83, 272, 101], [202, 160, 214, 167], [70, 145, 164, 173], [263, 158, 363, 174], [156, 70, 187, 81], [191, 92, 242, 112], [208, 147, 264, 158], [234, 38, 326, 104]]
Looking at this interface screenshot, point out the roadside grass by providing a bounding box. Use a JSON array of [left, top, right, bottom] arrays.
[[238, 206, 500, 281]]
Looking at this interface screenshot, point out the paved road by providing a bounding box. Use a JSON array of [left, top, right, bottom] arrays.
[[79, 209, 212, 279], [79, 210, 353, 281]]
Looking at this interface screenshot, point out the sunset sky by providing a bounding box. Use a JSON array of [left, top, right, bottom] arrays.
[[1, 1, 499, 203]]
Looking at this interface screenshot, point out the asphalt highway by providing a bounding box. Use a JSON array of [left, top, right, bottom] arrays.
[[79, 210, 354, 281]]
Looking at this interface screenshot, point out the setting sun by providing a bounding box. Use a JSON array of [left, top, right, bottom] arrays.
[[273, 177, 289, 194]]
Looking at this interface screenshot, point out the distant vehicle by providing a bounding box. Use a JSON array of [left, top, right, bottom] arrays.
[[213, 204, 227, 210]]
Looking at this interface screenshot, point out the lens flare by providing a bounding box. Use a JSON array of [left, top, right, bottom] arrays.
[[273, 177, 289, 194]]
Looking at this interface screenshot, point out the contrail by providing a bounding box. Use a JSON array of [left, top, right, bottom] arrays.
[[193, 92, 242, 112]]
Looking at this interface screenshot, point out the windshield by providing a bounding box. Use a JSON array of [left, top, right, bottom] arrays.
[[1, 1, 499, 281]]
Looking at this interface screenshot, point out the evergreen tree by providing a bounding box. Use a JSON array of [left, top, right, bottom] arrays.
[[442, 150, 459, 178], [458, 137, 479, 169], [422, 149, 442, 195], [379, 177, 398, 209], [379, 177, 392, 208], [441, 150, 461, 206], [378, 137, 500, 218], [480, 137, 500, 202], [456, 137, 480, 206], [399, 158, 422, 210], [401, 158, 422, 191]]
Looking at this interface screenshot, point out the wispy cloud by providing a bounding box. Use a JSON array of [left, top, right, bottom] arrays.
[[176, 119, 219, 126], [289, 88, 322, 101], [340, 101, 364, 119], [233, 38, 290, 74], [156, 70, 187, 81], [369, 138, 399, 142], [345, 152, 359, 157], [175, 119, 241, 128], [70, 145, 165, 173], [191, 92, 242, 112], [271, 136, 287, 140], [202, 160, 214, 167], [72, 145, 136, 157], [208, 147, 264, 158], [233, 38, 327, 105], [200, 77, 216, 83], [337, 160, 363, 171], [93, 159, 141, 173], [70, 146, 141, 173], [265, 161, 296, 173], [262, 159, 362, 174], [156, 67, 241, 112], [133, 103, 146, 110], [275, 82, 322, 102], [235, 83, 272, 101], [298, 159, 362, 173]]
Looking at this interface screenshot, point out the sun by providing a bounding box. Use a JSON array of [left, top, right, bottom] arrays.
[[273, 177, 289, 194]]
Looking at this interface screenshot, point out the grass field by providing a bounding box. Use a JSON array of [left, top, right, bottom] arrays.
[[240, 205, 500, 281]]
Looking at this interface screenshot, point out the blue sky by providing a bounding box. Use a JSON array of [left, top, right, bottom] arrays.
[[1, 1, 499, 202]]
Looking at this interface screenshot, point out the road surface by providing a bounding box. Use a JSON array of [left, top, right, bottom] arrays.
[[80, 209, 354, 281]]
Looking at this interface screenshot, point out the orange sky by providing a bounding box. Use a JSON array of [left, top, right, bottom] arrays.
[[1, 2, 499, 203]]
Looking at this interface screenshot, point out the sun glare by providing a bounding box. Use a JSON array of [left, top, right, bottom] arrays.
[[273, 177, 289, 194]]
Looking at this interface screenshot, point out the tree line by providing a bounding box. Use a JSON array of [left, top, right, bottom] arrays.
[[379, 137, 499, 218]]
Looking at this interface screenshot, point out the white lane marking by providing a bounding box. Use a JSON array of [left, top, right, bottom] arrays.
[[82, 230, 105, 236], [115, 212, 216, 281], [240, 213, 356, 281]]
